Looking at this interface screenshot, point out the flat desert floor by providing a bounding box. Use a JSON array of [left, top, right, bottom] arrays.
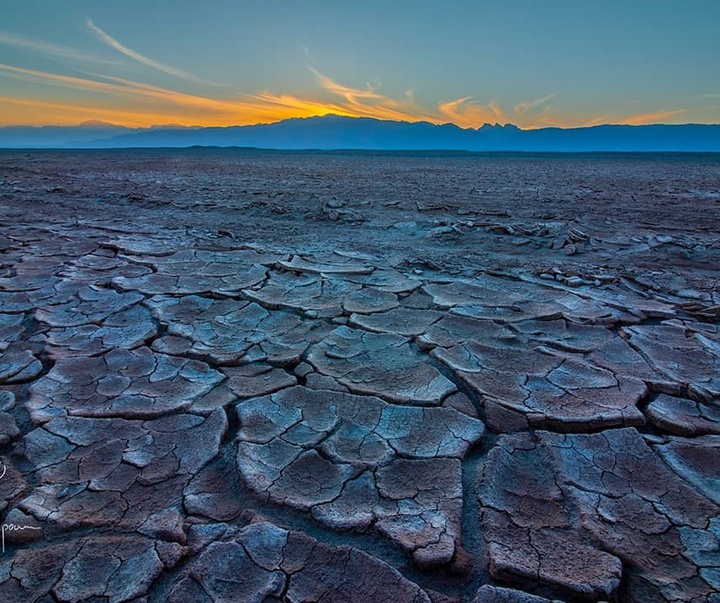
[[0, 149, 719, 602]]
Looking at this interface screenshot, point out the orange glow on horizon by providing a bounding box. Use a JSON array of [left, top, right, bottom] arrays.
[[615, 109, 688, 125], [0, 63, 695, 130]]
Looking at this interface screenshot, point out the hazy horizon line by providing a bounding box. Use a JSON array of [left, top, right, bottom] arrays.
[[2, 113, 719, 131]]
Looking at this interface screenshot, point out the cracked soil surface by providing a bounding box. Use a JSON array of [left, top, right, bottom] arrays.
[[0, 149, 719, 602]]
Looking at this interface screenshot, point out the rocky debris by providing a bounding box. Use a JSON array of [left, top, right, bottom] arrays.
[[480, 428, 720, 601], [307, 326, 457, 405], [537, 266, 615, 287], [167, 521, 434, 602], [26, 347, 224, 421], [427, 224, 461, 238], [547, 226, 590, 255], [236, 386, 484, 566], [321, 202, 365, 222]]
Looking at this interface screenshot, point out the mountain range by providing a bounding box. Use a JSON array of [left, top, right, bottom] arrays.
[[1, 115, 719, 152]]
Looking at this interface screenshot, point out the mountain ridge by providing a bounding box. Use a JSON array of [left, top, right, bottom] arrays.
[[1, 114, 719, 152]]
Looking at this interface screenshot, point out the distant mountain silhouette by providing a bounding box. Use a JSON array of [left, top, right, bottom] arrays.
[[1, 115, 719, 152], [0, 122, 138, 148]]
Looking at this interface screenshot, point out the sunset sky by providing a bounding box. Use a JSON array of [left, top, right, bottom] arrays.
[[1, 0, 719, 129]]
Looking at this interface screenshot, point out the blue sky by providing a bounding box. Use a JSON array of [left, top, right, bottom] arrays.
[[1, 0, 719, 127]]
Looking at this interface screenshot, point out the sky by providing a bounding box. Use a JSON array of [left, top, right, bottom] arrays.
[[1, 0, 719, 129]]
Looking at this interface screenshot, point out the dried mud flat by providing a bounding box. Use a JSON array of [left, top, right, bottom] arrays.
[[0, 149, 719, 603]]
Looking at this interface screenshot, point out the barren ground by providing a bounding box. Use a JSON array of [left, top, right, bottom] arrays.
[[0, 149, 719, 603]]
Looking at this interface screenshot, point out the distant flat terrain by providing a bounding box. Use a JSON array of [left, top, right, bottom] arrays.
[[0, 150, 719, 603]]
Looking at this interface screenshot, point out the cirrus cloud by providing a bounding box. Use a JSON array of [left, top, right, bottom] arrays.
[[86, 19, 215, 85], [0, 30, 119, 65]]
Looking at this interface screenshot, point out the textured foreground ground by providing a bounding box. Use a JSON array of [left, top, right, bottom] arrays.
[[0, 150, 719, 602]]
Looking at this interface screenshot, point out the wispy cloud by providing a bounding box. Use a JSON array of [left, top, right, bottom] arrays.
[[0, 62, 397, 125], [697, 93, 720, 99], [0, 51, 698, 129], [514, 92, 556, 114], [437, 97, 506, 127], [308, 68, 437, 122], [582, 108, 688, 127], [0, 63, 249, 120], [309, 69, 507, 127], [0, 60, 502, 128], [0, 62, 134, 95], [616, 108, 688, 125], [86, 19, 212, 84], [0, 30, 118, 65], [0, 61, 591, 129]]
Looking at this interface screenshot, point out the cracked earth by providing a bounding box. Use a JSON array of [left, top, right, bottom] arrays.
[[0, 150, 719, 602]]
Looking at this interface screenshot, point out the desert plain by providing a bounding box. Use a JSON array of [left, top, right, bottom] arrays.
[[0, 149, 719, 602]]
